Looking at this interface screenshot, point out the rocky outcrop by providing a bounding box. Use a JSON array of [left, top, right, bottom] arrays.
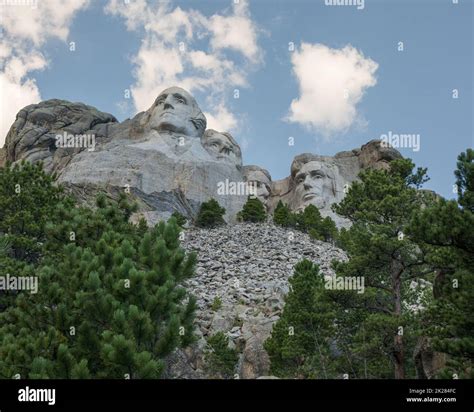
[[1, 87, 403, 226], [358, 139, 402, 170], [2, 99, 117, 174], [162, 222, 347, 379]]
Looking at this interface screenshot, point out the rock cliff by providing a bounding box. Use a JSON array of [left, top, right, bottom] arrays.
[[1, 86, 402, 227]]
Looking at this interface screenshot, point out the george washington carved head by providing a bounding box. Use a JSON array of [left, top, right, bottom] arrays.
[[142, 86, 206, 138]]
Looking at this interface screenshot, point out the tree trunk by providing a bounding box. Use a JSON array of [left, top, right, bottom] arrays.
[[392, 260, 405, 379], [394, 334, 405, 379]]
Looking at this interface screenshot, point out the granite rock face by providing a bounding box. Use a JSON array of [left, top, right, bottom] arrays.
[[202, 129, 242, 167], [164, 222, 348, 379], [1, 86, 402, 225], [1, 99, 117, 174], [242, 165, 272, 210], [358, 139, 403, 170], [56, 87, 248, 223], [268, 141, 403, 227]]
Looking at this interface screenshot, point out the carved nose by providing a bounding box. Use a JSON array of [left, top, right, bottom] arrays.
[[303, 176, 312, 190], [163, 95, 175, 110]]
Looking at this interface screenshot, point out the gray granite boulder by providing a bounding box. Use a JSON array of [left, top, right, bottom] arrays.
[[1, 99, 117, 174]]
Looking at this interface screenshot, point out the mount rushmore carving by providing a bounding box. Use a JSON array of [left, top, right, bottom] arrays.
[[0, 86, 402, 226]]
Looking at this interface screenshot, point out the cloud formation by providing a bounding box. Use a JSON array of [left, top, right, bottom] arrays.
[[203, 103, 238, 133], [0, 0, 90, 146], [287, 43, 378, 137], [105, 0, 261, 133]]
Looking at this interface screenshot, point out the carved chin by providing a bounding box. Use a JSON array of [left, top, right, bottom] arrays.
[[302, 197, 326, 209]]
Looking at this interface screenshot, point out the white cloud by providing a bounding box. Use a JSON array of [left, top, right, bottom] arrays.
[[0, 0, 260, 147], [204, 103, 238, 133], [0, 0, 89, 45], [287, 43, 378, 137], [0, 0, 90, 146], [105, 0, 261, 134], [207, 1, 260, 64]]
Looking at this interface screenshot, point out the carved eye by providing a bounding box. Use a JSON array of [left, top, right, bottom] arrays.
[[311, 171, 323, 179], [175, 95, 186, 104]]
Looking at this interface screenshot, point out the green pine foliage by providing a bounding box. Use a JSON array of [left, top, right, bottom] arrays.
[[204, 332, 238, 379], [195, 198, 226, 228], [274, 202, 338, 242], [238, 196, 266, 223], [0, 235, 11, 258], [409, 149, 474, 378], [0, 161, 70, 264], [294, 204, 322, 232], [171, 211, 187, 228], [455, 149, 474, 213], [296, 205, 338, 242], [331, 158, 431, 379], [2, 150, 472, 380], [266, 154, 472, 380], [273, 200, 293, 227], [0, 163, 197, 378], [264, 260, 337, 378], [316, 217, 338, 243]]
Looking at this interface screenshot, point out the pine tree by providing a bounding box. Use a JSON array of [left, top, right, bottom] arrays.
[[238, 196, 266, 223], [295, 204, 338, 242], [0, 161, 69, 264], [195, 198, 226, 228], [273, 203, 338, 242], [0, 163, 197, 378], [455, 149, 474, 213], [204, 332, 238, 379], [171, 211, 187, 228], [331, 158, 431, 379], [264, 260, 337, 378], [316, 216, 338, 243], [294, 204, 322, 232], [273, 200, 293, 227], [409, 149, 474, 378]]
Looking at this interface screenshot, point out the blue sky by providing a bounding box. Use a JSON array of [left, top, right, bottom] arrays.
[[1, 0, 472, 199]]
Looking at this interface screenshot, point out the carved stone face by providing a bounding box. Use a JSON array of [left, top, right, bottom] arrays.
[[147, 87, 206, 138], [244, 168, 272, 207], [292, 160, 335, 210], [202, 129, 242, 166]]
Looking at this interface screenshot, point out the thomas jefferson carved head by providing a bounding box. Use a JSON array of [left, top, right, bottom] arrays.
[[202, 129, 242, 166], [290, 154, 337, 211], [143, 87, 206, 138]]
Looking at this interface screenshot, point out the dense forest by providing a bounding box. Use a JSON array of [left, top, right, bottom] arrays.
[[0, 150, 472, 379]]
